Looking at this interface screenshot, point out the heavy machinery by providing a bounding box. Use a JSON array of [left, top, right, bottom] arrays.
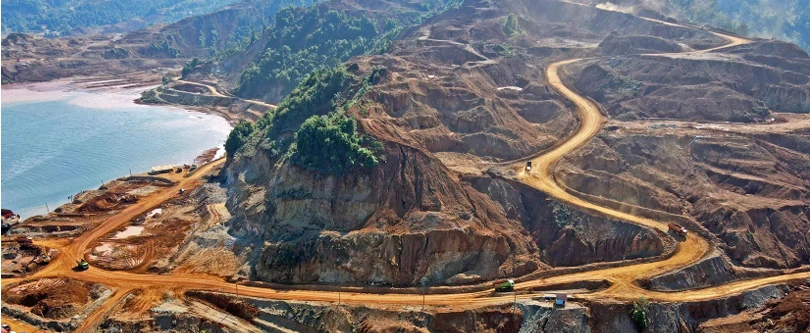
[[38, 253, 51, 264], [76, 259, 90, 271], [14, 236, 33, 246], [493, 279, 515, 292], [668, 223, 688, 236]]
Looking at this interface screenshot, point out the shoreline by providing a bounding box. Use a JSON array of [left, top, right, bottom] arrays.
[[1, 77, 233, 220]]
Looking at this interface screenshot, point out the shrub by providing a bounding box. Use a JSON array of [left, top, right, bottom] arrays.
[[181, 58, 200, 79], [630, 297, 650, 332], [502, 13, 523, 37], [552, 203, 572, 227]]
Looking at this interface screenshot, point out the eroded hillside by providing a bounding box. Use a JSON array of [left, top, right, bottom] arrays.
[[3, 0, 810, 331], [221, 0, 739, 287]]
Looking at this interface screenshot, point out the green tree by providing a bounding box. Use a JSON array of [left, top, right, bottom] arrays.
[[502, 13, 523, 37], [630, 297, 650, 332], [181, 57, 200, 79], [225, 121, 255, 158]]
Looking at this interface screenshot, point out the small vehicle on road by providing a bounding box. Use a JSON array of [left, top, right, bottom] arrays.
[[525, 161, 532, 171], [76, 259, 90, 271], [493, 279, 515, 292]]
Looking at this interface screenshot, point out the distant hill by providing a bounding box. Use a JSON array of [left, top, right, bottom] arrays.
[[668, 0, 810, 51], [1, 0, 243, 36]]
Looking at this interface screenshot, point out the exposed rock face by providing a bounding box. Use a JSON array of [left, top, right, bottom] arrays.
[[519, 302, 591, 333], [747, 285, 810, 333], [646, 250, 780, 291], [560, 130, 810, 270], [100, 284, 807, 333], [238, 294, 525, 333], [227, 143, 542, 286], [359, 59, 571, 160], [226, 136, 672, 285], [598, 33, 684, 55], [470, 178, 672, 266], [649, 251, 736, 292], [222, 0, 703, 287], [571, 39, 810, 122], [588, 284, 790, 333], [698, 283, 810, 333]]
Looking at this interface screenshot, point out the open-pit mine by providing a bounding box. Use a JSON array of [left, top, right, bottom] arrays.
[[3, 0, 810, 332]]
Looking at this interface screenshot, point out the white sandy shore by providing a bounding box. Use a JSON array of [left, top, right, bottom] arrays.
[[1, 78, 162, 109]]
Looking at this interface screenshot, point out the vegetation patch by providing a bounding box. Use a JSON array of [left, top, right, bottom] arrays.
[[225, 121, 255, 158], [236, 0, 463, 100], [630, 296, 650, 332], [291, 112, 379, 174], [600, 74, 644, 97], [228, 64, 383, 175], [237, 7, 385, 99], [552, 202, 573, 227], [502, 13, 524, 37]]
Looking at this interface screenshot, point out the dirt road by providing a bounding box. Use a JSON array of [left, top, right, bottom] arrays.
[[4, 7, 810, 331], [175, 79, 277, 109]]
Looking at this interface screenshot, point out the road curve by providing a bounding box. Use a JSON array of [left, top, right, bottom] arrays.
[[510, 26, 751, 296], [4, 9, 810, 331]]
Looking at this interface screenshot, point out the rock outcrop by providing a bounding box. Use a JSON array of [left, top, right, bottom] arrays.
[[227, 142, 542, 286], [560, 130, 810, 270]]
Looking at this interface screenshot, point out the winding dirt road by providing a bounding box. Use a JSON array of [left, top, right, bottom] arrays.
[[175, 79, 278, 109], [4, 8, 810, 332]]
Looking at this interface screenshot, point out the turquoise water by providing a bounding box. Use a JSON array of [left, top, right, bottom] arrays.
[[1, 92, 231, 219]]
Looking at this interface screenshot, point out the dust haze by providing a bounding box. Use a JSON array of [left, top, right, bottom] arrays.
[[593, 0, 797, 41]]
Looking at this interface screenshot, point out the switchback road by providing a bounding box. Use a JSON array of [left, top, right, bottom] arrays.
[[4, 6, 810, 332]]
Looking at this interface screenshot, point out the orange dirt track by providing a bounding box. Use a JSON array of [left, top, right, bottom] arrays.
[[4, 8, 810, 332]]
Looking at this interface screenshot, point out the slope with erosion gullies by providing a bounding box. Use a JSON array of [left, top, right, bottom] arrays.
[[697, 283, 810, 333], [348, 0, 724, 162], [569, 39, 810, 122], [221, 0, 719, 286], [558, 122, 810, 278], [0, 33, 184, 84], [557, 29, 810, 279]]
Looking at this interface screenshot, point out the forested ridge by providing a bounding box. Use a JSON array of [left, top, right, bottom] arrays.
[[233, 0, 462, 101], [669, 0, 810, 51], [1, 0, 239, 35]]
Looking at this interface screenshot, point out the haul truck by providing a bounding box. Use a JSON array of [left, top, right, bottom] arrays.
[[76, 259, 90, 271], [493, 279, 515, 292], [668, 223, 688, 236]]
